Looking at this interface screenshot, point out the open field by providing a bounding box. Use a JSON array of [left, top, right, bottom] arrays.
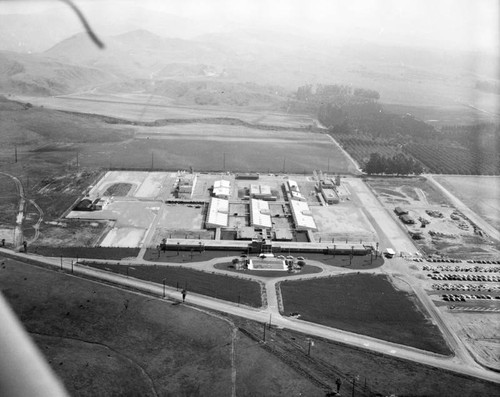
[[0, 258, 324, 396], [235, 318, 500, 397], [433, 175, 500, 232], [13, 94, 315, 127], [365, 176, 500, 259], [383, 103, 499, 126], [75, 128, 357, 174], [84, 262, 263, 308], [280, 274, 451, 355]]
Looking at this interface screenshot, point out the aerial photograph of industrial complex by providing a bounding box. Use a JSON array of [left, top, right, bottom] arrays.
[[0, 0, 499, 396]]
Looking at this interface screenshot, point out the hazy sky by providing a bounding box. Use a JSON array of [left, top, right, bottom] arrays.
[[2, 0, 499, 53]]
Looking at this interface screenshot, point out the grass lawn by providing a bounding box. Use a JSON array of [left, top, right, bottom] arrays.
[[0, 257, 323, 396], [304, 253, 384, 270], [143, 248, 247, 263], [280, 273, 451, 355], [32, 246, 140, 260], [85, 262, 263, 308]]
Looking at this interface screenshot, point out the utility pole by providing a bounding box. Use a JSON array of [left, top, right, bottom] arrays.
[[307, 339, 313, 356]]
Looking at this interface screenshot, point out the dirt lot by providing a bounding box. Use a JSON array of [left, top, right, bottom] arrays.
[[365, 177, 500, 259], [311, 205, 377, 243], [439, 308, 500, 371]]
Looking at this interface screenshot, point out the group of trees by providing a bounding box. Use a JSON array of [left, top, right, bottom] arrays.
[[292, 84, 381, 115], [363, 153, 423, 175]]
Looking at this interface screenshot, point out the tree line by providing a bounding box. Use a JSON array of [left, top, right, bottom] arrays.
[[363, 152, 423, 175]]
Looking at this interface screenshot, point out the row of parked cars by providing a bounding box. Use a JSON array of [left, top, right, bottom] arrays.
[[428, 273, 499, 282], [413, 258, 500, 265], [423, 264, 500, 273], [432, 283, 500, 292], [442, 294, 499, 302]]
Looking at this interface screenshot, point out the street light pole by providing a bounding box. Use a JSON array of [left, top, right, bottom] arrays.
[[162, 278, 166, 298]]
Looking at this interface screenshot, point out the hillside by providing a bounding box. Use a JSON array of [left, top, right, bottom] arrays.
[[0, 51, 117, 96], [44, 30, 231, 78]]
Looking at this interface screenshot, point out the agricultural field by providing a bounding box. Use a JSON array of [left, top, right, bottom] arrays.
[[403, 142, 499, 175], [433, 175, 500, 232], [13, 94, 314, 127], [332, 135, 403, 169], [70, 128, 355, 174], [383, 103, 499, 126], [365, 177, 500, 259], [280, 273, 451, 354]]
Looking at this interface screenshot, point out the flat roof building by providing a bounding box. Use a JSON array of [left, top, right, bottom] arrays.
[[206, 197, 229, 228], [320, 186, 339, 204], [290, 200, 317, 230], [250, 199, 272, 229], [286, 180, 305, 201], [213, 180, 231, 199], [250, 184, 275, 200], [178, 174, 197, 195]]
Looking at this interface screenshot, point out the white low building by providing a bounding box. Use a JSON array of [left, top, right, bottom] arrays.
[[206, 197, 229, 228], [290, 200, 317, 230], [250, 199, 272, 229], [213, 180, 231, 199]]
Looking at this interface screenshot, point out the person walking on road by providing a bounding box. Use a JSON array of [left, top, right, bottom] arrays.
[[181, 289, 187, 303]]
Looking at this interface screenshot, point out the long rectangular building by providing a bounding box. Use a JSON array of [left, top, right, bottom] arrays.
[[206, 197, 229, 228], [250, 199, 272, 229], [289, 199, 317, 230]]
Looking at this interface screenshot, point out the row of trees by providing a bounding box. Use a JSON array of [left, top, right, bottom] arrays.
[[363, 153, 423, 175]]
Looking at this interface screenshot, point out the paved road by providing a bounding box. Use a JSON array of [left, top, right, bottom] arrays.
[[2, 249, 499, 385]]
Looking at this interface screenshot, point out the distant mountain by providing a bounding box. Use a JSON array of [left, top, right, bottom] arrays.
[[0, 11, 80, 53], [0, 8, 208, 53], [0, 51, 117, 96], [43, 30, 233, 79]]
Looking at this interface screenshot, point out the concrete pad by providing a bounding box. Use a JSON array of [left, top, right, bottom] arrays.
[[100, 227, 147, 247]]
